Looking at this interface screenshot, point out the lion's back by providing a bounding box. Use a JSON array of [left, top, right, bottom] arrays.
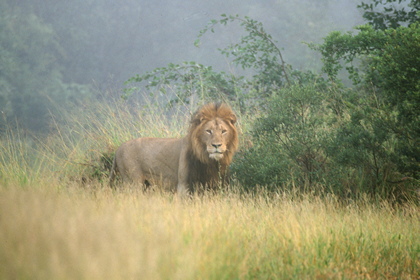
[[115, 137, 184, 186]]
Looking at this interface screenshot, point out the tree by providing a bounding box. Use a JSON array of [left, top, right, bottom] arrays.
[[231, 85, 335, 190], [0, 2, 91, 132], [124, 62, 244, 108], [358, 0, 420, 30], [195, 14, 292, 91], [0, 3, 59, 131], [124, 15, 317, 109], [311, 2, 419, 180]]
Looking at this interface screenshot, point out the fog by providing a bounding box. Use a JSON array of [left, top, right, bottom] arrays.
[[1, 0, 366, 131], [31, 0, 364, 86]]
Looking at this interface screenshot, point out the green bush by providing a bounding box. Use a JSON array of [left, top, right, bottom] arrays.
[[311, 23, 420, 180], [232, 84, 336, 191], [232, 83, 417, 200]]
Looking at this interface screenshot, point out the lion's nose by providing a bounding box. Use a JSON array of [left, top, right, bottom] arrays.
[[212, 143, 222, 149]]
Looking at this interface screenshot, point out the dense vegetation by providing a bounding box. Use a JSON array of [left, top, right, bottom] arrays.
[[125, 2, 419, 200]]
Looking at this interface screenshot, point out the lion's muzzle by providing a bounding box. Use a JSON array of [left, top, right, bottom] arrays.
[[209, 152, 224, 160], [208, 144, 225, 160]]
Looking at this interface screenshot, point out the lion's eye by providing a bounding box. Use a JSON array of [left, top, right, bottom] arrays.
[[222, 130, 228, 135], [206, 130, 212, 134]]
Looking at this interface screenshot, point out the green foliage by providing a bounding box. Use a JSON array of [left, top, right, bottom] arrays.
[[233, 83, 417, 200], [327, 90, 399, 196], [358, 0, 420, 30], [311, 23, 419, 179], [124, 14, 302, 110], [311, 24, 420, 98], [196, 14, 292, 89], [302, 0, 420, 196], [232, 84, 336, 190], [305, 7, 419, 193], [124, 62, 245, 107]]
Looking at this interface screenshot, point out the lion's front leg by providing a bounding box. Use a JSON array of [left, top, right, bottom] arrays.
[[177, 146, 191, 198], [176, 183, 189, 197]]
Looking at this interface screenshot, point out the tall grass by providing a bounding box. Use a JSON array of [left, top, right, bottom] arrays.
[[0, 98, 418, 279], [0, 96, 191, 185], [0, 187, 418, 279]]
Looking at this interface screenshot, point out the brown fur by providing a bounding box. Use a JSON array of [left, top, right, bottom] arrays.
[[109, 102, 238, 196]]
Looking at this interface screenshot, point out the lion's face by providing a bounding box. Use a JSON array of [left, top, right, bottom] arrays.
[[201, 118, 231, 161], [189, 103, 238, 165]]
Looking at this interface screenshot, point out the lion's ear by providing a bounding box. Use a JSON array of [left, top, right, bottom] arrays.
[[228, 114, 237, 125], [190, 111, 205, 125], [199, 115, 205, 123]]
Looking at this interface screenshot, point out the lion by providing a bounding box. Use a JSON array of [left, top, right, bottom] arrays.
[[109, 102, 238, 196]]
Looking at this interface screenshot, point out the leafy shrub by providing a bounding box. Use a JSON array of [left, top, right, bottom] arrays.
[[311, 22, 420, 181], [232, 83, 418, 200], [232, 84, 336, 191]]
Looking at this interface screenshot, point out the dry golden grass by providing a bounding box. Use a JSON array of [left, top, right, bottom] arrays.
[[0, 184, 418, 280], [0, 99, 418, 279]]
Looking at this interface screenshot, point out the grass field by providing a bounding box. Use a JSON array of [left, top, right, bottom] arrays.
[[0, 185, 418, 279], [0, 100, 418, 279]]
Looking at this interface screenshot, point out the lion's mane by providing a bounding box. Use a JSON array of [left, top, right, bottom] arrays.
[[186, 102, 238, 189]]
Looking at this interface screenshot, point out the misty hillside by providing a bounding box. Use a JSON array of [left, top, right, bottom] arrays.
[[10, 0, 363, 85], [1, 0, 361, 85], [1, 0, 365, 132]]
